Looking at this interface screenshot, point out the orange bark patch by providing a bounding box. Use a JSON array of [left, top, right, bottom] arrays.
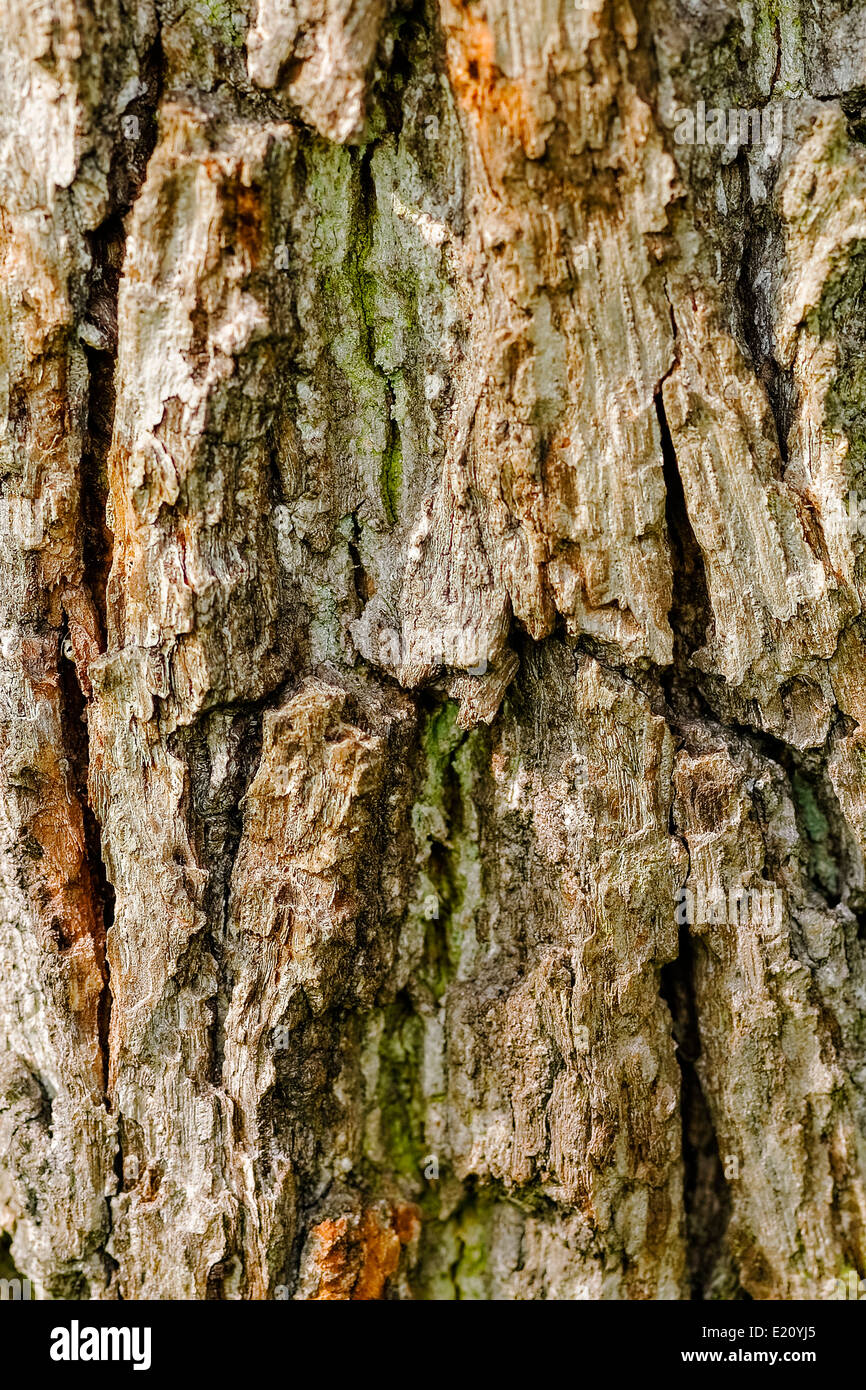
[[4, 633, 106, 1057], [223, 180, 263, 270], [307, 1203, 420, 1300], [442, 2, 549, 162]]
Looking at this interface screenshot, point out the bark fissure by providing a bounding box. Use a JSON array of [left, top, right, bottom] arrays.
[[653, 375, 735, 1297]]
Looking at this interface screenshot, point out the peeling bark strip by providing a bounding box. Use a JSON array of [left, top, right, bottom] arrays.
[[4, 0, 866, 1304]]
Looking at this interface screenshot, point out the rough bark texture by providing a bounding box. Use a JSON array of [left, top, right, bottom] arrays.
[[4, 0, 866, 1300]]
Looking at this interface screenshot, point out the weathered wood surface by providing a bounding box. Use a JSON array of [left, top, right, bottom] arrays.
[[3, 0, 866, 1298]]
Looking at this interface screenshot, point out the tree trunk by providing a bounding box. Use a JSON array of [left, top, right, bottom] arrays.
[[3, 0, 866, 1301]]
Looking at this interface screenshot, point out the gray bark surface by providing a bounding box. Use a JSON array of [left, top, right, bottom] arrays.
[[3, 0, 866, 1299]]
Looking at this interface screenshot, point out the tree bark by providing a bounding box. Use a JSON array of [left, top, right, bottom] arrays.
[[3, 0, 866, 1300]]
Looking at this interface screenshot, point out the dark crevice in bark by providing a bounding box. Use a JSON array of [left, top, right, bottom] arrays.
[[346, 516, 372, 611], [0, 1231, 27, 1286], [376, 0, 423, 138], [840, 86, 866, 144], [76, 20, 164, 1291], [659, 932, 741, 1300], [733, 190, 796, 469], [655, 384, 714, 727], [771, 16, 783, 92], [106, 16, 162, 212], [654, 379, 748, 1298], [77, 222, 124, 1103], [173, 701, 268, 1091]]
